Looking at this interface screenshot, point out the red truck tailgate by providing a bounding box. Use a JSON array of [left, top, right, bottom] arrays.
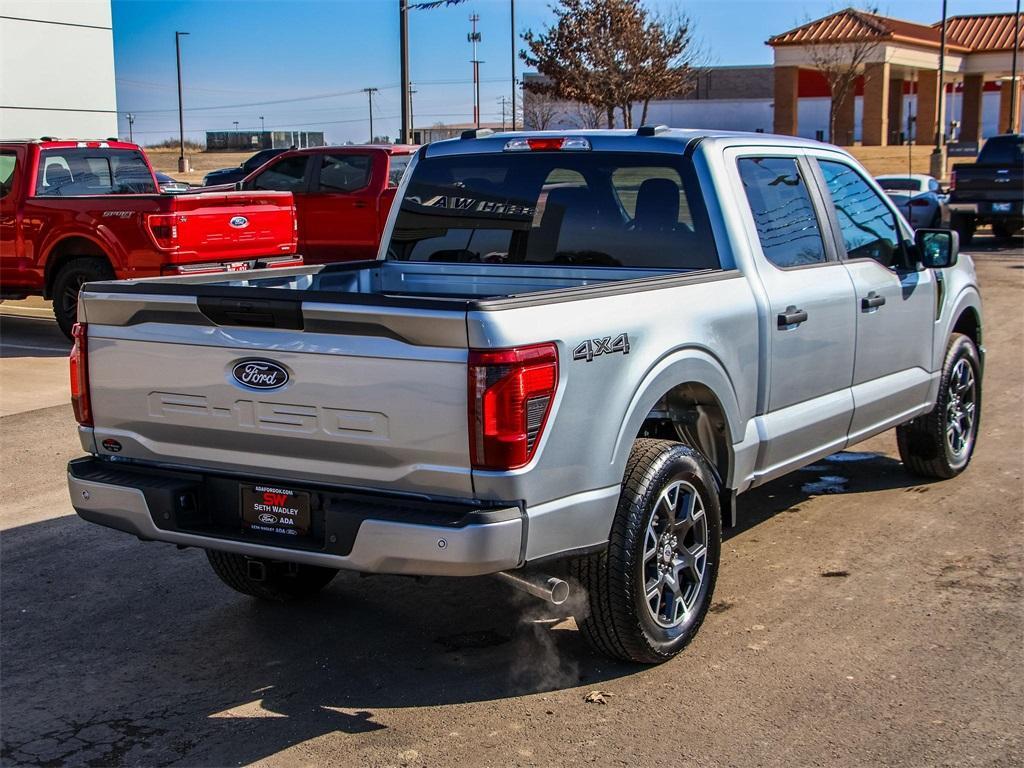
[[164, 191, 296, 262]]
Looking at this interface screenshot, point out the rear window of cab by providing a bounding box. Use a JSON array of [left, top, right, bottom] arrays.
[[35, 148, 156, 196], [387, 151, 719, 271]]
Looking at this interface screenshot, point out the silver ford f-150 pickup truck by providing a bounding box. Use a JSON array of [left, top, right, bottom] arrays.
[[67, 128, 983, 663]]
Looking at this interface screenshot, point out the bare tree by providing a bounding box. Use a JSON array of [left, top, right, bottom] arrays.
[[522, 90, 563, 130], [522, 0, 699, 129], [572, 101, 604, 128], [800, 7, 881, 144]]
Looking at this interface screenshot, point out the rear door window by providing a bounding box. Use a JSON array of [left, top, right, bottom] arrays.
[[388, 154, 412, 187], [251, 156, 310, 192], [388, 152, 718, 270], [35, 148, 156, 196], [737, 157, 827, 268], [318, 154, 371, 193]]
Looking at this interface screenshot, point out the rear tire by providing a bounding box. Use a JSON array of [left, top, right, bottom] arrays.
[[205, 550, 338, 602], [896, 333, 981, 479], [950, 214, 975, 247], [570, 439, 721, 664], [992, 220, 1019, 241], [51, 257, 113, 339]]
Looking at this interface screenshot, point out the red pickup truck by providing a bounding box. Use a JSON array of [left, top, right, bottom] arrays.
[[0, 139, 300, 336], [229, 144, 417, 263]]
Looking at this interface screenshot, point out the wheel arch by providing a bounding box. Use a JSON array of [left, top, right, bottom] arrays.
[[42, 236, 115, 298], [612, 348, 744, 497]]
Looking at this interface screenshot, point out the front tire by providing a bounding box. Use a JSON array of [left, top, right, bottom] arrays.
[[206, 550, 338, 602], [897, 333, 981, 479], [51, 257, 113, 339], [571, 439, 721, 664]]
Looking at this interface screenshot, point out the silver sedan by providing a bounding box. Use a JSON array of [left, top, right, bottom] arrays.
[[876, 173, 949, 229]]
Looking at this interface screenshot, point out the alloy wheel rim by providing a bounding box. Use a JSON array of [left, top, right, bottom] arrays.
[[62, 274, 86, 317], [945, 358, 976, 459], [642, 480, 708, 629]]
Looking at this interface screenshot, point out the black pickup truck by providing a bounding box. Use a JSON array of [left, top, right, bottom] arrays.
[[948, 134, 1023, 244]]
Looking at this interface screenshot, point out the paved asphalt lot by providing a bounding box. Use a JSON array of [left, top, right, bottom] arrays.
[[1, 235, 1021, 767]]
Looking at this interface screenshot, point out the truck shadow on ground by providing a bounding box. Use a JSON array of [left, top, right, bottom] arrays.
[[0, 449, 930, 765], [0, 315, 69, 358]]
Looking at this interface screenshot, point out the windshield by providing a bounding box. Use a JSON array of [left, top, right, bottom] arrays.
[[386, 151, 718, 270], [877, 178, 920, 192], [35, 148, 156, 196]]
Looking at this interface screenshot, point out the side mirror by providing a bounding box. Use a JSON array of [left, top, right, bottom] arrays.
[[916, 228, 959, 269]]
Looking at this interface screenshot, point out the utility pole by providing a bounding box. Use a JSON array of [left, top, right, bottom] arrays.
[[260, 115, 265, 133], [498, 96, 509, 130], [363, 87, 379, 143], [175, 31, 190, 173], [1010, 0, 1021, 133], [510, 0, 516, 130], [468, 13, 482, 127], [409, 83, 418, 143], [125, 113, 134, 143], [400, 0, 411, 143]]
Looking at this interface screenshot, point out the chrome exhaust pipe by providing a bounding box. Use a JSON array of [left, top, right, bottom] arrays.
[[495, 571, 570, 605]]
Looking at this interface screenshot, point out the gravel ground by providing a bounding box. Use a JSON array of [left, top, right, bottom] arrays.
[[1, 235, 1021, 768]]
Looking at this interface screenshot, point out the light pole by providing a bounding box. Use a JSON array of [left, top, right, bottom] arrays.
[[929, 0, 947, 179], [510, 0, 516, 130], [175, 31, 190, 173], [125, 113, 135, 143], [1010, 0, 1021, 133], [260, 115, 265, 133]]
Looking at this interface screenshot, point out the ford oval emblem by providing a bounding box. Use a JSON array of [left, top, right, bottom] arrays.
[[231, 359, 289, 390], [229, 215, 249, 229], [259, 513, 278, 524]]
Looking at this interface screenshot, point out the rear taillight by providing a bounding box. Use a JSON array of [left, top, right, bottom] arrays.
[[910, 198, 930, 207], [69, 322, 92, 426], [468, 342, 558, 470], [949, 170, 957, 192], [147, 214, 178, 250]]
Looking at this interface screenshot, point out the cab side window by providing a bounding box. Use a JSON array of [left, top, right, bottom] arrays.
[[251, 156, 309, 192], [737, 156, 827, 268], [0, 151, 16, 199], [818, 160, 903, 269]]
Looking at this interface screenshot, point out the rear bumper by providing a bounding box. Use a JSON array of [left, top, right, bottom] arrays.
[[67, 457, 524, 577]]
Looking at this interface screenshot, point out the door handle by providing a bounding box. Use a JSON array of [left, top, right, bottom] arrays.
[[861, 291, 886, 310], [777, 306, 808, 328]]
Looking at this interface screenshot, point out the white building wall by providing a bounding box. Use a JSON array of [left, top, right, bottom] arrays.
[[0, 0, 117, 139], [534, 90, 1004, 142]]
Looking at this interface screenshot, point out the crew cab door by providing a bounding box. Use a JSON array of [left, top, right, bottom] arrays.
[[727, 149, 857, 482], [809, 154, 936, 442], [0, 147, 24, 290], [247, 153, 313, 246], [302, 150, 378, 264]]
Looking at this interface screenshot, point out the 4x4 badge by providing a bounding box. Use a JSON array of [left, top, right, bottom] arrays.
[[573, 333, 630, 362]]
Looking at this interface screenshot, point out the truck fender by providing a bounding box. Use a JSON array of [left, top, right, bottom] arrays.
[[610, 347, 744, 489], [41, 229, 122, 293]]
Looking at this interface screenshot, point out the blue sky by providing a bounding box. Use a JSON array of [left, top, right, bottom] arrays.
[[112, 0, 1015, 145]]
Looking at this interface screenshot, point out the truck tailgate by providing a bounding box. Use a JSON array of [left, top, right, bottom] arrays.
[[168, 191, 297, 261], [80, 290, 473, 497]]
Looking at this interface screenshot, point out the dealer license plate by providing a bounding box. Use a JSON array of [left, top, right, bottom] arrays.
[[240, 484, 311, 538]]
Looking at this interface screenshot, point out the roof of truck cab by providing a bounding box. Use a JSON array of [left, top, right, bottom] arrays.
[[422, 128, 832, 157]]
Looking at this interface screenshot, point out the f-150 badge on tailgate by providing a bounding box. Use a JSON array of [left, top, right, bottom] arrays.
[[231, 359, 289, 390]]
